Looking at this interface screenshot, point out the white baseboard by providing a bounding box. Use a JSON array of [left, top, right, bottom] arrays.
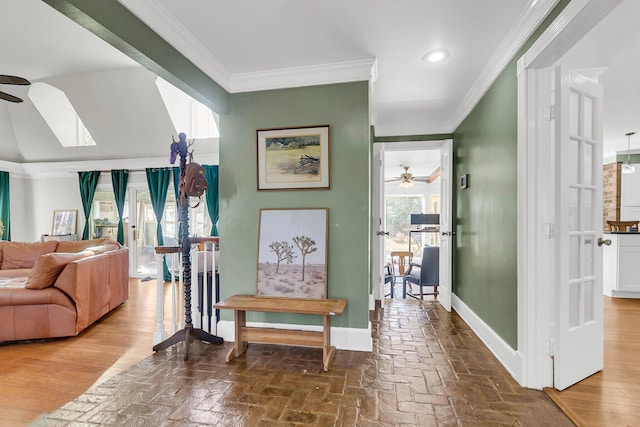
[[452, 294, 523, 384], [217, 320, 372, 352]]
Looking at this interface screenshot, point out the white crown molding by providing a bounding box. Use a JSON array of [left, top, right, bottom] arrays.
[[117, 0, 232, 91], [14, 154, 219, 179], [450, 0, 560, 132], [373, 120, 453, 137], [230, 58, 377, 93]]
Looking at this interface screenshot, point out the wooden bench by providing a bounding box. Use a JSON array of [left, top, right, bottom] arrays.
[[214, 294, 347, 371]]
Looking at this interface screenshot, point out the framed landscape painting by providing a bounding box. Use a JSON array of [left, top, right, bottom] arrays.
[[257, 125, 330, 190], [256, 208, 328, 300], [52, 209, 77, 235]]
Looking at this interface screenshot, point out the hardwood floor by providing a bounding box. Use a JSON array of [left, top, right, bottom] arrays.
[[0, 279, 157, 426], [546, 296, 640, 426]]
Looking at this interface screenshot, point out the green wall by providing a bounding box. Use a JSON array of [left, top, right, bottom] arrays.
[[452, 0, 570, 348], [218, 82, 371, 328]]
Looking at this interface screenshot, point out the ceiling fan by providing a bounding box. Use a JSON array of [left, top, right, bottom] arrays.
[[0, 75, 31, 103], [386, 165, 441, 187]]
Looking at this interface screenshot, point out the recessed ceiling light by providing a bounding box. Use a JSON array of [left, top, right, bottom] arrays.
[[423, 49, 449, 63]]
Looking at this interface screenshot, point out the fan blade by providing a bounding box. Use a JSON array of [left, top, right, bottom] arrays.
[[0, 75, 31, 85], [385, 178, 401, 182], [0, 91, 23, 103]]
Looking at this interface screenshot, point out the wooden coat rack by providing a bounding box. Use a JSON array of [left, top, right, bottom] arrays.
[[153, 133, 223, 360]]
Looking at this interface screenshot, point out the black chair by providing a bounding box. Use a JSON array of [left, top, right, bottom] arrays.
[[403, 245, 439, 299], [384, 264, 395, 297]]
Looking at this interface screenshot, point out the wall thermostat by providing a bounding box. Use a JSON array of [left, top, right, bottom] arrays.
[[459, 174, 469, 189]]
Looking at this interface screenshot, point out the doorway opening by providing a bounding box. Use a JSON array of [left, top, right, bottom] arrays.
[[372, 140, 452, 310]]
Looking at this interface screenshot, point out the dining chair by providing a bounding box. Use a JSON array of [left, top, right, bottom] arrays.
[[388, 251, 413, 298], [403, 245, 439, 299]]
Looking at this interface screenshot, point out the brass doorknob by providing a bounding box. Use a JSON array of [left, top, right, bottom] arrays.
[[597, 237, 611, 247]]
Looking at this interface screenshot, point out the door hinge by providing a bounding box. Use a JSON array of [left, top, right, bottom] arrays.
[[544, 338, 555, 357], [543, 105, 556, 121], [543, 223, 554, 239]]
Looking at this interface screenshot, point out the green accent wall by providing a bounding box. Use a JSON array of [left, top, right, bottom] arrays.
[[218, 82, 371, 328], [452, 0, 570, 348]]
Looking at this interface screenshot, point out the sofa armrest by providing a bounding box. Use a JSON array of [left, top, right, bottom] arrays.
[[53, 254, 111, 333]]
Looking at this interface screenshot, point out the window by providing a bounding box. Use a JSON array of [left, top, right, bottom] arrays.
[[28, 82, 96, 147], [155, 77, 219, 139], [385, 195, 425, 259]]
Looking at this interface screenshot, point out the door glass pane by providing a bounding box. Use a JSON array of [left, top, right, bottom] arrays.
[[569, 188, 579, 231], [584, 280, 594, 323], [569, 282, 581, 328], [583, 96, 594, 140], [92, 191, 124, 242], [583, 142, 594, 186], [385, 195, 426, 259], [569, 235, 580, 280], [568, 138, 579, 185], [569, 90, 580, 136], [584, 233, 595, 277], [582, 189, 594, 231]]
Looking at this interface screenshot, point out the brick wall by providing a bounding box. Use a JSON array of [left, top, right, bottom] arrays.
[[603, 162, 622, 229]]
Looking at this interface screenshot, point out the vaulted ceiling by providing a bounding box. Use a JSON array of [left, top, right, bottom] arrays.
[[1, 0, 637, 169]]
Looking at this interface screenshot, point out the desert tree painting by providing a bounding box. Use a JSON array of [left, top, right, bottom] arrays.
[[257, 125, 330, 190], [256, 208, 328, 300]]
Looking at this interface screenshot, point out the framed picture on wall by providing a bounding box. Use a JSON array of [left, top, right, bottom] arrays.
[[52, 209, 77, 235], [256, 125, 330, 190], [256, 208, 328, 300]]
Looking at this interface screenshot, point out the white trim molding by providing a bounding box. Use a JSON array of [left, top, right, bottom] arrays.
[[451, 0, 560, 131], [230, 59, 377, 93], [117, 0, 232, 91], [452, 294, 523, 384], [217, 320, 373, 353]]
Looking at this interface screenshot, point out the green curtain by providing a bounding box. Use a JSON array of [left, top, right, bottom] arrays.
[[172, 167, 182, 242], [78, 171, 100, 240], [145, 167, 171, 281], [203, 165, 219, 236], [0, 171, 10, 240], [110, 169, 129, 245]]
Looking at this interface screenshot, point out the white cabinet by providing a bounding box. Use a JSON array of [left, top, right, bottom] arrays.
[[603, 233, 640, 298], [621, 165, 640, 220]]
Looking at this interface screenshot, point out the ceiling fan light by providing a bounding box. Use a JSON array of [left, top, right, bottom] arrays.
[[622, 132, 636, 174], [399, 180, 414, 188]]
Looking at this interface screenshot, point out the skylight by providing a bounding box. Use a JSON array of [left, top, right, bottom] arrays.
[[155, 77, 219, 139], [28, 82, 96, 147]]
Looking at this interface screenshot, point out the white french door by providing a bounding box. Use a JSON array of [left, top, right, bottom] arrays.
[[553, 68, 604, 390], [438, 140, 453, 312]]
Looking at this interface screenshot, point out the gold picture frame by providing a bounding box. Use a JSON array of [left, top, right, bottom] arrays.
[[52, 209, 78, 236], [256, 208, 328, 300], [257, 125, 330, 190]]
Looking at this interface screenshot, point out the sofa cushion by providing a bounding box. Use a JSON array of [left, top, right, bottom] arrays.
[[25, 252, 92, 290], [0, 240, 7, 266], [1, 241, 58, 270], [55, 237, 116, 253], [84, 242, 121, 255]]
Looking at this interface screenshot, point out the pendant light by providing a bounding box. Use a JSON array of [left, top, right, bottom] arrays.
[[622, 132, 636, 174]]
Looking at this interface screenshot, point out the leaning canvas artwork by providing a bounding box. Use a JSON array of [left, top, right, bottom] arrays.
[[256, 208, 328, 300]]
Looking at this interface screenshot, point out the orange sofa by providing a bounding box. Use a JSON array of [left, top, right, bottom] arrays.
[[0, 237, 129, 342]]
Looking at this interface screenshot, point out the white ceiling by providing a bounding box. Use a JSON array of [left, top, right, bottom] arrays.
[[1, 0, 637, 167]]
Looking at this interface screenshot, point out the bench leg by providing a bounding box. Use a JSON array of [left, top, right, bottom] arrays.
[[322, 315, 336, 372], [225, 309, 248, 363]]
